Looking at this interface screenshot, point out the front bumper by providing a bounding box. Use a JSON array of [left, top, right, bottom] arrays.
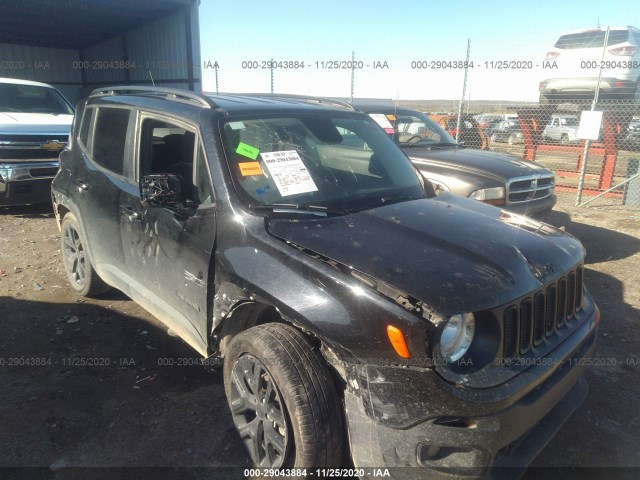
[[343, 311, 597, 479], [503, 193, 557, 219], [0, 161, 59, 206]]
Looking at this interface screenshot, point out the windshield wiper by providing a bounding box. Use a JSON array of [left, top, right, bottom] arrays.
[[249, 203, 345, 217], [401, 141, 461, 149], [380, 194, 425, 204]]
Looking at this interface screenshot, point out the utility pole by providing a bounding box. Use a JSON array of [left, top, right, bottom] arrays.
[[455, 39, 471, 143], [350, 51, 355, 103], [270, 57, 274, 94], [214, 62, 219, 94]]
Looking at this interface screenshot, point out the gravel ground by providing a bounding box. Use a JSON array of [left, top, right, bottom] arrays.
[[0, 192, 638, 479]]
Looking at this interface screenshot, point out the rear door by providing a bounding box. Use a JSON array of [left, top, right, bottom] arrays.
[[72, 105, 134, 283], [119, 112, 216, 350]]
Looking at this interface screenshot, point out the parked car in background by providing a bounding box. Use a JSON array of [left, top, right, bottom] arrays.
[[628, 118, 640, 131], [429, 113, 489, 149], [489, 119, 524, 144], [539, 26, 640, 104], [52, 88, 599, 476], [542, 115, 580, 144], [620, 130, 640, 151], [355, 102, 556, 218], [0, 77, 74, 206], [474, 113, 504, 134]]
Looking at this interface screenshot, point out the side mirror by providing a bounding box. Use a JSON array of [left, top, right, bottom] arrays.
[[141, 174, 184, 209], [415, 170, 437, 197]]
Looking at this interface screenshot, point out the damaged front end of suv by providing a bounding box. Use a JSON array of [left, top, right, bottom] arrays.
[[53, 90, 599, 479]]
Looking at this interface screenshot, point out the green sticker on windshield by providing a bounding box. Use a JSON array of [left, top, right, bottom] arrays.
[[236, 142, 260, 160]]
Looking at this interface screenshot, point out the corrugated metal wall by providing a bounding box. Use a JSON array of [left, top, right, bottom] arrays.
[[0, 43, 81, 101], [0, 2, 201, 104]]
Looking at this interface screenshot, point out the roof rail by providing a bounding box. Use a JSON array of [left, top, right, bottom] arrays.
[[90, 86, 216, 109], [228, 93, 356, 110]]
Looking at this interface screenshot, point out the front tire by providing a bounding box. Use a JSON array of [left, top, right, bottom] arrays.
[[560, 134, 570, 145], [224, 323, 343, 468], [61, 213, 110, 297]]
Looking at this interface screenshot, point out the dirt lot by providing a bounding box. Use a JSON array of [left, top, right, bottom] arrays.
[[1, 192, 639, 479]]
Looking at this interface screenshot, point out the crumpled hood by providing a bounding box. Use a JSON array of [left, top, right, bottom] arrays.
[[0, 112, 73, 134], [404, 146, 551, 181], [267, 195, 583, 315]]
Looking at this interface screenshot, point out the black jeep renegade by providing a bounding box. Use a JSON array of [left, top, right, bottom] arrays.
[[52, 87, 599, 478]]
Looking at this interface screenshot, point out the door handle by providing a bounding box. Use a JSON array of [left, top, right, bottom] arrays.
[[121, 205, 141, 220], [73, 179, 89, 191]]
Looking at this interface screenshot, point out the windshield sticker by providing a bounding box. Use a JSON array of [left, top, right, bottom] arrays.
[[369, 113, 394, 130], [228, 121, 246, 130], [260, 150, 318, 197], [386, 114, 397, 121], [236, 142, 260, 160], [239, 161, 263, 176], [255, 185, 271, 196]]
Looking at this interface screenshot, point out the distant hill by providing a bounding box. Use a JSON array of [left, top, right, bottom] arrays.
[[343, 97, 538, 114]]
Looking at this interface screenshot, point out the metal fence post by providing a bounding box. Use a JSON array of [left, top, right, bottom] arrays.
[[624, 158, 640, 206], [576, 26, 610, 206]]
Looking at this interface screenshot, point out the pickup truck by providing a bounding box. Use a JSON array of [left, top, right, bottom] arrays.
[[0, 77, 74, 206]]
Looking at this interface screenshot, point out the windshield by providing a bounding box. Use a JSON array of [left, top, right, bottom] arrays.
[[554, 29, 629, 49], [0, 83, 74, 114], [369, 110, 457, 147], [221, 113, 427, 214]]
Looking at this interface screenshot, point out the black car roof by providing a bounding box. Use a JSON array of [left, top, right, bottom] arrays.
[[87, 87, 356, 116]]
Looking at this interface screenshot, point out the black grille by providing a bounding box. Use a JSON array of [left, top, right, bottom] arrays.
[[0, 149, 63, 160], [567, 271, 576, 319], [0, 134, 68, 143], [545, 285, 556, 335], [30, 167, 58, 177], [533, 292, 545, 345], [503, 307, 518, 358], [556, 278, 567, 327], [519, 299, 533, 354], [0, 135, 67, 160], [502, 266, 584, 358], [576, 267, 583, 310]]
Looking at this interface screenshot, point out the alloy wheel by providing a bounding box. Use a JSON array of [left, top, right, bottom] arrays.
[[228, 354, 289, 467], [63, 225, 86, 287]]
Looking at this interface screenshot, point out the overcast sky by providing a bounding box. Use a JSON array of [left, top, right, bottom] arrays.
[[198, 0, 638, 101]]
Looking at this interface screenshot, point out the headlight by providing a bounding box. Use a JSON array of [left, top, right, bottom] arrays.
[[469, 186, 505, 205], [440, 313, 475, 362]]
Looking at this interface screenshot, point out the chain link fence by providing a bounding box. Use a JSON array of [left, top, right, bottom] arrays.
[[400, 99, 640, 210]]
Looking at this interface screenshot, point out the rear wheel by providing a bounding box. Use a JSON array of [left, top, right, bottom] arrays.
[[224, 323, 343, 468], [508, 133, 516, 145], [490, 134, 497, 142], [60, 213, 110, 297]]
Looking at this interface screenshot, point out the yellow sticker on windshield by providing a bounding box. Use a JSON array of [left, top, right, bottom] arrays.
[[239, 162, 263, 176], [386, 114, 396, 121]]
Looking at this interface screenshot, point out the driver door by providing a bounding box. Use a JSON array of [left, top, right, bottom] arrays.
[[119, 112, 216, 352]]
